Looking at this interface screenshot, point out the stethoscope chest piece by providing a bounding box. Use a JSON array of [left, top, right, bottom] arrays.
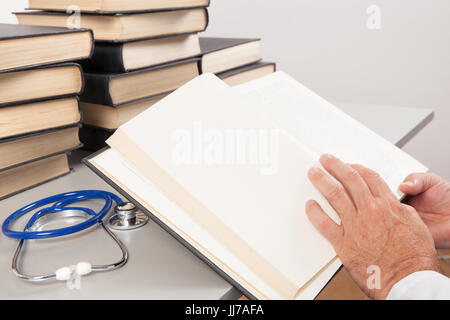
[[108, 202, 149, 231]]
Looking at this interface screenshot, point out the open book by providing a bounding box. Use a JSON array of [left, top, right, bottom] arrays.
[[84, 72, 427, 299]]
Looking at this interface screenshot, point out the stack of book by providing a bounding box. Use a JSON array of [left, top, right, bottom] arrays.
[[0, 23, 93, 199], [15, 0, 276, 150]]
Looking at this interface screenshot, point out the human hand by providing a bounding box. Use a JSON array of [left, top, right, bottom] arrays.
[[399, 173, 450, 249], [305, 154, 439, 299]]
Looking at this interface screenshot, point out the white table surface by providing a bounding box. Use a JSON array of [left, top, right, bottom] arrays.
[[0, 104, 433, 300]]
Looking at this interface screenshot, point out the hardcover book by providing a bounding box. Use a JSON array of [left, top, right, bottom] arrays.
[[80, 58, 199, 106], [0, 63, 84, 107], [0, 97, 81, 140], [0, 23, 93, 73], [15, 9, 209, 42], [0, 126, 81, 172], [80, 34, 201, 73], [199, 37, 261, 74], [218, 62, 276, 86], [0, 153, 70, 200], [84, 72, 427, 299], [27, 0, 211, 14], [81, 94, 167, 130]]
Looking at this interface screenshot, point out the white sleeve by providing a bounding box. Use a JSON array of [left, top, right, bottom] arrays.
[[387, 270, 450, 300]]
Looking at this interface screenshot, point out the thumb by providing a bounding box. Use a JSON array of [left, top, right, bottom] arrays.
[[305, 200, 341, 245], [399, 172, 442, 196]]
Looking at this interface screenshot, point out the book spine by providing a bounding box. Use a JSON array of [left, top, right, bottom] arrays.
[[79, 73, 114, 106], [79, 43, 126, 73], [203, 8, 210, 32], [79, 126, 114, 152], [196, 8, 209, 74]]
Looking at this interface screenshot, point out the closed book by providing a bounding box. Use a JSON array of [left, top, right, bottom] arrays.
[[27, 0, 210, 14], [199, 37, 261, 74], [0, 97, 81, 141], [80, 58, 199, 106], [15, 9, 209, 42], [0, 126, 81, 172], [0, 153, 70, 200], [0, 63, 84, 107], [81, 94, 167, 130], [217, 61, 276, 86], [0, 23, 93, 73], [80, 34, 201, 73]]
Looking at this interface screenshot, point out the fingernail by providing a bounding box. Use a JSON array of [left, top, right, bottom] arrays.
[[308, 167, 321, 177], [321, 154, 335, 161], [403, 180, 418, 187], [306, 200, 316, 208]]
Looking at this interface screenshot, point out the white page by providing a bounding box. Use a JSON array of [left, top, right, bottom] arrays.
[[108, 74, 339, 297], [234, 72, 427, 197]]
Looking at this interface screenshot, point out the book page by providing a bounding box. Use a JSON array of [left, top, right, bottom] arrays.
[[234, 72, 428, 197], [107, 74, 339, 298]]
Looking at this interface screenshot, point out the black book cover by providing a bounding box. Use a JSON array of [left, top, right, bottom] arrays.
[[16, 9, 209, 43], [0, 96, 83, 142], [79, 125, 115, 152], [79, 42, 126, 73], [80, 58, 199, 107], [26, 0, 211, 14], [0, 23, 94, 73], [217, 61, 276, 79], [0, 63, 85, 108]]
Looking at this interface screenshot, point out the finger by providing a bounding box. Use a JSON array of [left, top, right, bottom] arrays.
[[350, 164, 396, 199], [320, 154, 374, 209], [305, 200, 342, 245], [308, 166, 356, 220], [399, 172, 442, 196]]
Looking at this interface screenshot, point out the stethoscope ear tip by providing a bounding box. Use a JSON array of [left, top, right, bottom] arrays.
[[77, 262, 92, 276], [55, 267, 72, 281]]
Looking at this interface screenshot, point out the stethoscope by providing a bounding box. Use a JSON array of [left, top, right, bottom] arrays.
[[2, 190, 148, 289]]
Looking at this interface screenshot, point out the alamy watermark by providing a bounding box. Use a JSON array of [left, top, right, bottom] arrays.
[[171, 121, 280, 175], [366, 5, 382, 30], [66, 5, 81, 29], [366, 265, 381, 290]]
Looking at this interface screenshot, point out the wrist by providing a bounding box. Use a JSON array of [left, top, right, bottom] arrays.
[[374, 255, 440, 300]]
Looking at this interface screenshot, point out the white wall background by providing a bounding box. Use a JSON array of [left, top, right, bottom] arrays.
[[1, 0, 449, 179]]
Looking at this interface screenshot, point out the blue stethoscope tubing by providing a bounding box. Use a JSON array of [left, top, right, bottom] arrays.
[[2, 190, 129, 282], [2, 190, 123, 240]]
